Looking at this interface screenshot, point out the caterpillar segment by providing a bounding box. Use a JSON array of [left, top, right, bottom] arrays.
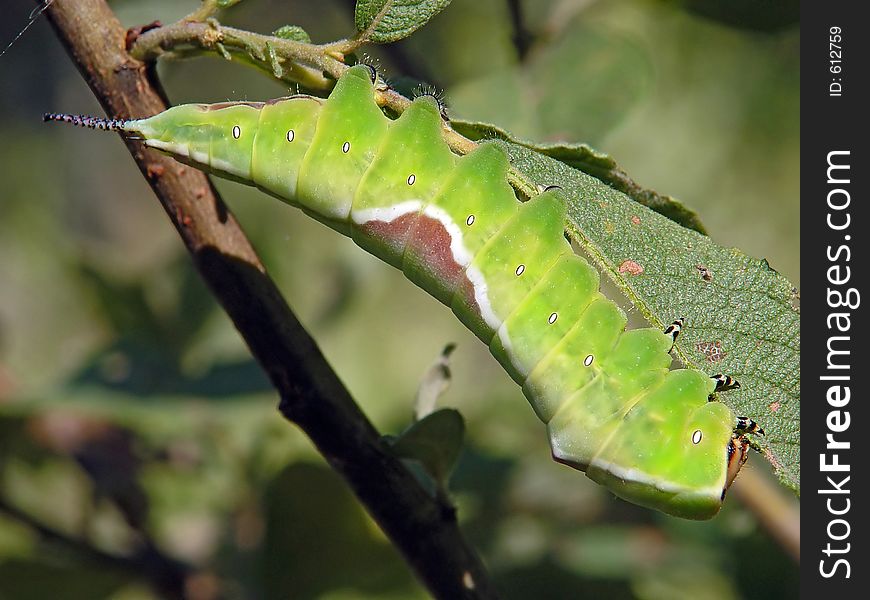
[[44, 65, 757, 520]]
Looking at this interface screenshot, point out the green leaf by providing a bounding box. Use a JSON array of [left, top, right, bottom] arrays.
[[388, 408, 465, 485], [494, 140, 800, 494], [451, 119, 707, 234], [272, 25, 312, 44], [355, 0, 452, 44]]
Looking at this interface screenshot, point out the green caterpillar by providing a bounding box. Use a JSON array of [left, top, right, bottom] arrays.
[[45, 65, 763, 519]]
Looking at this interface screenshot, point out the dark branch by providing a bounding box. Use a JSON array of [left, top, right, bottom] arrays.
[[0, 496, 190, 599], [506, 0, 534, 61], [38, 1, 499, 598]]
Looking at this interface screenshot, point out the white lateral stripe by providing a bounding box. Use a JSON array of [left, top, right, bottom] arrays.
[[350, 200, 421, 224], [590, 457, 724, 498], [145, 139, 244, 178], [146, 138, 189, 159], [421, 205, 501, 331], [465, 264, 500, 331], [350, 201, 502, 332], [189, 149, 209, 165]]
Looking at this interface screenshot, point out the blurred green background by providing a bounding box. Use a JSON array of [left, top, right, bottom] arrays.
[[0, 0, 798, 598]]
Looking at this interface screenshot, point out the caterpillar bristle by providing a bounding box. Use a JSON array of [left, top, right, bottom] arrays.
[[43, 112, 129, 132], [412, 83, 449, 119], [357, 53, 383, 84]]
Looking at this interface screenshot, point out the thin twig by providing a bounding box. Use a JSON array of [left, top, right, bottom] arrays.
[[0, 496, 190, 598], [183, 0, 222, 22], [183, 0, 246, 23], [39, 1, 499, 598], [505, 0, 534, 60], [130, 20, 334, 88], [730, 467, 800, 563]]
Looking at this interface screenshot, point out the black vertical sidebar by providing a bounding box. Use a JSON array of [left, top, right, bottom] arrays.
[[803, 2, 868, 597]]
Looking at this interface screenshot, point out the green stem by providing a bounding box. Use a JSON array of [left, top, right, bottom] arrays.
[[184, 0, 245, 22]]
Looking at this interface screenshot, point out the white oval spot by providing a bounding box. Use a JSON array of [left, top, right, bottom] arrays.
[[342, 141, 350, 153], [583, 354, 594, 367], [466, 215, 475, 226], [692, 429, 703, 444], [286, 129, 295, 142], [515, 264, 525, 276], [407, 174, 416, 186], [232, 125, 241, 139], [548, 312, 558, 325]]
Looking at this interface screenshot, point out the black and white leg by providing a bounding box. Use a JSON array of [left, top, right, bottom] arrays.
[[664, 318, 684, 348], [735, 416, 764, 436], [711, 373, 741, 392]]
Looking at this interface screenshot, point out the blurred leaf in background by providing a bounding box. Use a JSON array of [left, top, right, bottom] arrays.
[[0, 0, 798, 598]]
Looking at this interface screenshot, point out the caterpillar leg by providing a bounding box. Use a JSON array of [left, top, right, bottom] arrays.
[[735, 416, 764, 436], [711, 373, 741, 392], [663, 318, 684, 348]]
